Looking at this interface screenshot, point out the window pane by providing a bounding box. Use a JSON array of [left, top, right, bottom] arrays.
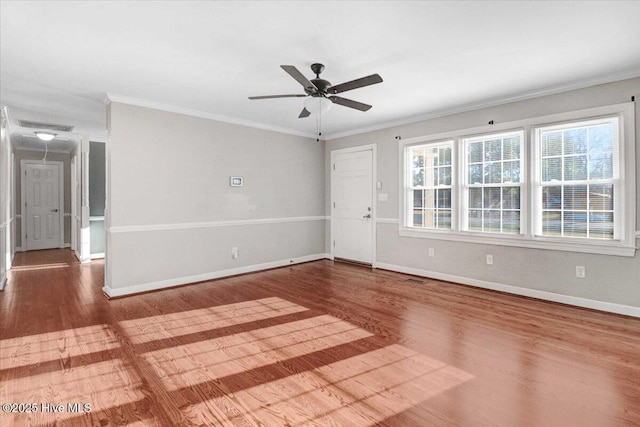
[[542, 131, 562, 156], [563, 128, 587, 155], [564, 156, 587, 181], [439, 147, 452, 165], [484, 187, 501, 209], [469, 188, 482, 208], [588, 153, 613, 179], [502, 161, 520, 183], [563, 212, 587, 237], [413, 189, 423, 208], [437, 189, 451, 209], [469, 165, 482, 184], [588, 124, 613, 152], [412, 150, 424, 168], [589, 184, 613, 211], [502, 211, 520, 234], [469, 210, 483, 231], [503, 136, 520, 160], [542, 211, 562, 236], [483, 210, 501, 232], [423, 209, 436, 228], [564, 185, 587, 210], [485, 139, 502, 161], [425, 167, 436, 186], [413, 209, 423, 227], [439, 166, 452, 186], [425, 147, 439, 167], [542, 186, 562, 209], [413, 168, 424, 186], [423, 189, 435, 209], [484, 162, 501, 184], [468, 142, 483, 163], [589, 212, 614, 239], [437, 210, 452, 229], [502, 187, 520, 209], [542, 158, 562, 182]]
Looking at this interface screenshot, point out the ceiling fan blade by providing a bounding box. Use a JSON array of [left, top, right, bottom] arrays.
[[328, 74, 383, 94], [298, 108, 311, 118], [248, 94, 307, 100], [281, 65, 318, 92], [329, 96, 372, 111]]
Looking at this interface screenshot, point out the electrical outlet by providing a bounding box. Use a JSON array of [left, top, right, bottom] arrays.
[[576, 266, 586, 278], [428, 248, 435, 257], [486, 255, 493, 265], [232, 247, 239, 259]]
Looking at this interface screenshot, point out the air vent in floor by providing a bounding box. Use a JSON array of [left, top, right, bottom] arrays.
[[406, 278, 426, 284]]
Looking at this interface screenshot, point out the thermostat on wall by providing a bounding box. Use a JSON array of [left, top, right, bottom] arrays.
[[230, 176, 244, 187]]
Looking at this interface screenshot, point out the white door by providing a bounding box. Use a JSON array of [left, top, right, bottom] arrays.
[[332, 148, 374, 264], [24, 163, 61, 251]]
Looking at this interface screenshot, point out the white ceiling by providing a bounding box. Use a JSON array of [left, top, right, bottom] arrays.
[[2, 1, 640, 141]]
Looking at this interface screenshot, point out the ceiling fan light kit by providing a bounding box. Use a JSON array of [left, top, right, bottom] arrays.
[[249, 63, 383, 141], [35, 131, 57, 141]]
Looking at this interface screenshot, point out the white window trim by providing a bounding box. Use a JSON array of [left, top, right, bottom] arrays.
[[405, 140, 454, 229], [398, 102, 636, 257]]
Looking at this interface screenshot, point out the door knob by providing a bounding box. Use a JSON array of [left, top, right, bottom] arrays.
[[363, 214, 371, 218]]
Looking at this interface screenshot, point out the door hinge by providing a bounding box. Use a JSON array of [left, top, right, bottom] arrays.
[[333, 240, 335, 248], [333, 202, 335, 208], [333, 163, 335, 170]]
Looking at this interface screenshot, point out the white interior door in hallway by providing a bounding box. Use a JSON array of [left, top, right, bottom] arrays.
[[331, 147, 374, 264], [23, 161, 63, 251]]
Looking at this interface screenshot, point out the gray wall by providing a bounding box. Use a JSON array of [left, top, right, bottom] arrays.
[[106, 102, 325, 293], [13, 150, 71, 248], [89, 141, 105, 216], [89, 141, 105, 254], [0, 111, 12, 288], [326, 77, 640, 309]]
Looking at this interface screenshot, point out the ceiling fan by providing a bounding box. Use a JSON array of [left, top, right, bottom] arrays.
[[248, 63, 383, 118]]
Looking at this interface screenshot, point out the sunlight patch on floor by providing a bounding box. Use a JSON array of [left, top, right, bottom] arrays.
[[0, 324, 119, 370], [192, 343, 474, 426], [133, 314, 373, 392], [119, 297, 308, 344]]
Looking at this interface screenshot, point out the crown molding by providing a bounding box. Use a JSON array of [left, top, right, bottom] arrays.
[[104, 68, 638, 142], [324, 67, 640, 141], [104, 93, 317, 139]]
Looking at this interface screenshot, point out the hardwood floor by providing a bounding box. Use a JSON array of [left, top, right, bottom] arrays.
[[1, 249, 639, 426]]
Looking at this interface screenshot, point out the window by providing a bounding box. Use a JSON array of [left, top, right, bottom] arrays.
[[406, 142, 453, 229], [536, 118, 619, 240], [400, 102, 635, 256], [464, 131, 523, 234]]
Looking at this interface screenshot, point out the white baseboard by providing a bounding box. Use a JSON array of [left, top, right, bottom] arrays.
[[16, 245, 70, 251], [90, 253, 105, 260], [103, 253, 331, 298], [375, 261, 640, 318], [0, 272, 6, 291]]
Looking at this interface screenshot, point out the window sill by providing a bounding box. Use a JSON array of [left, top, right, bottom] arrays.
[[397, 228, 636, 257]]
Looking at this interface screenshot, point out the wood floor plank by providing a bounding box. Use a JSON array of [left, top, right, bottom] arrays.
[[1, 249, 639, 426]]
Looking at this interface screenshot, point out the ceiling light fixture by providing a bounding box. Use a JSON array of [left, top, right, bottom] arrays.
[[35, 131, 57, 141], [303, 97, 332, 114]]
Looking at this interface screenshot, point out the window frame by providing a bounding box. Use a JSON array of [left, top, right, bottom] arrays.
[[405, 139, 455, 231], [398, 102, 636, 257], [461, 129, 526, 235]]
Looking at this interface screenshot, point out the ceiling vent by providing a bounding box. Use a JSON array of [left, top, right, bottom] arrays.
[[17, 120, 74, 132]]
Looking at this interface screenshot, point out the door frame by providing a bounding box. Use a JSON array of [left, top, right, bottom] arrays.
[[330, 144, 377, 267], [20, 159, 65, 251]]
